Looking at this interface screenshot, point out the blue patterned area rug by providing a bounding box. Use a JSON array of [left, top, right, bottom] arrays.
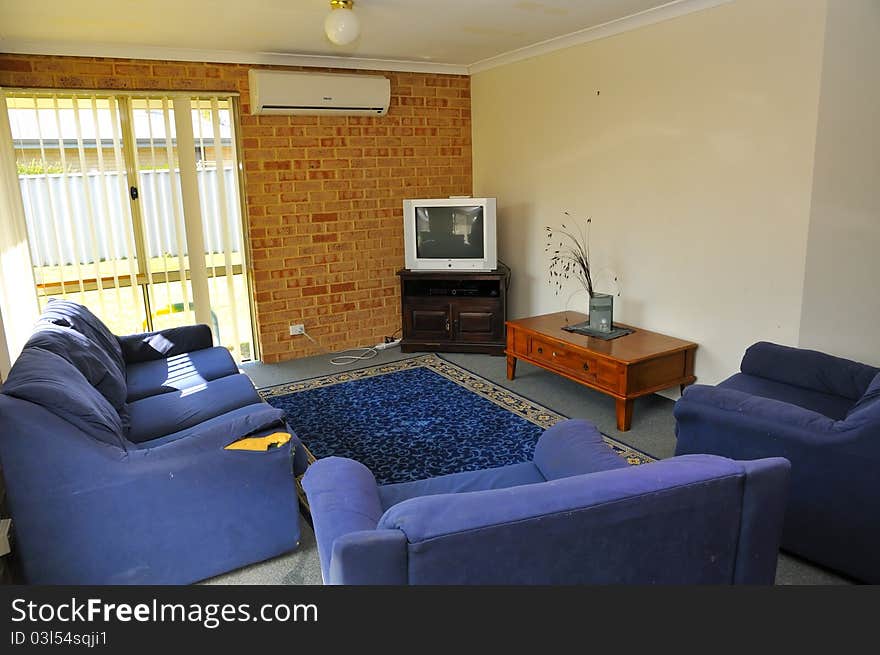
[[260, 354, 652, 486]]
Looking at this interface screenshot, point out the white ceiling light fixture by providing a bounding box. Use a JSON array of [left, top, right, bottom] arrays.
[[324, 0, 361, 46]]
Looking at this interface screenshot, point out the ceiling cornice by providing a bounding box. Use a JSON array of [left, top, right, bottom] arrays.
[[467, 0, 734, 75], [0, 0, 733, 78], [0, 40, 471, 76]]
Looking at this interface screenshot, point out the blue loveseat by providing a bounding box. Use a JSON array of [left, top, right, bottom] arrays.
[[303, 419, 791, 585], [0, 299, 303, 584], [674, 341, 880, 582]]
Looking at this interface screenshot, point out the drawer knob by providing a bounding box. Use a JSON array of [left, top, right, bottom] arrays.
[[537, 347, 543, 354], [583, 363, 590, 371], [552, 351, 558, 357]]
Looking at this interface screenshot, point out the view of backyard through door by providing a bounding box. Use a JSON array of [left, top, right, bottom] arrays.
[[5, 91, 256, 362]]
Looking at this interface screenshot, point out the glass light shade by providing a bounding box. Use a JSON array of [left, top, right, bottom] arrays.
[[324, 8, 360, 45]]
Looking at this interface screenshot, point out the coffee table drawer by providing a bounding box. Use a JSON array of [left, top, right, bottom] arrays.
[[528, 336, 598, 383]]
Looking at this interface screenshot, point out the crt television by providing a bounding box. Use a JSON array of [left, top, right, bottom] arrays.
[[403, 197, 497, 271]]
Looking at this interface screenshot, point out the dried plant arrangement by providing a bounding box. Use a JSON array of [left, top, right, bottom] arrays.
[[545, 212, 595, 298]]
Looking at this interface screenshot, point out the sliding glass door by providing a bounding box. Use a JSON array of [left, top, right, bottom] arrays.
[[3, 90, 256, 362], [10, 94, 145, 332]]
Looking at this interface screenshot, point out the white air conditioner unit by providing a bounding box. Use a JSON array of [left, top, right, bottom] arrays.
[[248, 69, 390, 116]]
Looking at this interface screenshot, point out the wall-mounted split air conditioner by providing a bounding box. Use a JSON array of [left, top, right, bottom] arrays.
[[248, 69, 390, 116]]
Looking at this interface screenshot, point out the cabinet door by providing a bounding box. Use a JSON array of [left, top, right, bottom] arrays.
[[452, 301, 504, 343], [405, 304, 451, 340]]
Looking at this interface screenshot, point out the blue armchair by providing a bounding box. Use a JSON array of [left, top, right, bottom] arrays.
[[0, 300, 303, 584], [674, 341, 880, 582], [303, 419, 790, 585]]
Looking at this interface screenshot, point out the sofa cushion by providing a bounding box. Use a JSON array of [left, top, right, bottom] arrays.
[[719, 373, 853, 421], [2, 348, 125, 449], [125, 346, 239, 402], [119, 324, 214, 364], [378, 461, 545, 511], [25, 324, 127, 414], [126, 373, 262, 444], [39, 299, 125, 377]]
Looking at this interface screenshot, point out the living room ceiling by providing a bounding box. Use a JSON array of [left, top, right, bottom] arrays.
[[0, 0, 724, 74]]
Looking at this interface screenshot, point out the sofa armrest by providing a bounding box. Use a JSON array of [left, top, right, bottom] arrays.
[[130, 404, 287, 452], [328, 530, 408, 585], [673, 384, 853, 458], [734, 457, 791, 584], [741, 342, 878, 400], [301, 457, 386, 583], [532, 419, 629, 480], [118, 324, 214, 364]]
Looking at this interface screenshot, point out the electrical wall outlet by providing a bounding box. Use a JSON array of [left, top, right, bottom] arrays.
[[289, 324, 305, 336]]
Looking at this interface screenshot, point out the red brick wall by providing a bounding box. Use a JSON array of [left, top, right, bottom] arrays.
[[0, 54, 473, 362]]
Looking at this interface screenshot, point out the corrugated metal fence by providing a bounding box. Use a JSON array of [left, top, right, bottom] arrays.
[[18, 167, 242, 266]]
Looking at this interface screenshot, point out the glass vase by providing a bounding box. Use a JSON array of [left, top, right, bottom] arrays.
[[589, 293, 613, 333]]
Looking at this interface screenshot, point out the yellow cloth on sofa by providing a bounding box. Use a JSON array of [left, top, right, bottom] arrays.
[[224, 432, 292, 451]]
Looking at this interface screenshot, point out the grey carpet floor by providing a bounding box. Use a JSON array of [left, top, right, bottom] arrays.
[[203, 348, 851, 586]]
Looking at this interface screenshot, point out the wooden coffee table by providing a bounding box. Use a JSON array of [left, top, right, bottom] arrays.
[[506, 312, 697, 431]]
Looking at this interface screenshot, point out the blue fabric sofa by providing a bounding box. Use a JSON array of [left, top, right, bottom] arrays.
[[303, 419, 790, 584], [674, 341, 880, 582], [0, 299, 303, 584]]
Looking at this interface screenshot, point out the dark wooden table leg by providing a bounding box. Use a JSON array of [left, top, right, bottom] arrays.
[[615, 398, 634, 431], [506, 355, 517, 380]]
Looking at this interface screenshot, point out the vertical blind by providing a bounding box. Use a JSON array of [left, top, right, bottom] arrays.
[[2, 89, 255, 362], [130, 96, 194, 328]]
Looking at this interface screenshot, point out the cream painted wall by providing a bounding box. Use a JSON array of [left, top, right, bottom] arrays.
[[472, 0, 828, 387], [798, 0, 880, 366]]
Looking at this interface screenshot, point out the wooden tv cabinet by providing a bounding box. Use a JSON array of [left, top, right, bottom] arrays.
[[506, 312, 697, 431], [397, 265, 509, 355]]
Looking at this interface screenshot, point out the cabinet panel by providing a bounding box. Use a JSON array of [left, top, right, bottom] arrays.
[[627, 352, 686, 394], [453, 301, 504, 343], [459, 312, 493, 333], [595, 359, 624, 393], [406, 305, 450, 340]]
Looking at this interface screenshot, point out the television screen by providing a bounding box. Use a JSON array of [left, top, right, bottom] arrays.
[[414, 205, 485, 259]]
